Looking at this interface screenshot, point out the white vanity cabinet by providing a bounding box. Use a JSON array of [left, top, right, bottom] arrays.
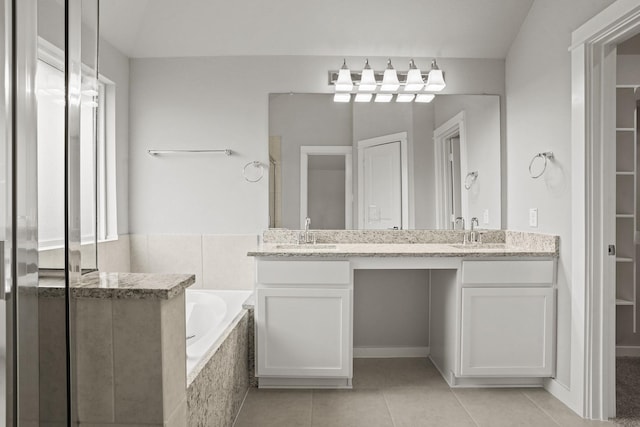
[[458, 260, 556, 378], [255, 260, 352, 388]]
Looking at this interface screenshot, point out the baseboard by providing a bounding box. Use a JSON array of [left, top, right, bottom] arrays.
[[616, 346, 640, 357], [258, 377, 352, 389], [353, 346, 429, 358], [543, 378, 581, 417]]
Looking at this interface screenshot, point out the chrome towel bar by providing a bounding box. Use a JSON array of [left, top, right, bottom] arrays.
[[147, 149, 233, 156]]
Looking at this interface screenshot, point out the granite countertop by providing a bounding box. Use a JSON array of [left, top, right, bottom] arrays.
[[247, 230, 559, 258], [39, 271, 195, 299]]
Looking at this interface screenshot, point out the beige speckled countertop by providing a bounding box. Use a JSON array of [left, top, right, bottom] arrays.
[[248, 230, 559, 258], [39, 271, 195, 299]]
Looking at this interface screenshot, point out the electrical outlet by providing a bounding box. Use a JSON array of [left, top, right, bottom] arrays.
[[483, 209, 489, 224], [529, 208, 538, 228]]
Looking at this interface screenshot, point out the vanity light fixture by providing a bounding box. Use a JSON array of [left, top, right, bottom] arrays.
[[404, 59, 424, 91], [329, 58, 446, 102], [380, 59, 400, 92], [354, 93, 373, 102], [374, 93, 393, 103], [358, 59, 377, 92], [415, 93, 435, 103], [396, 93, 415, 102], [335, 59, 353, 92], [424, 59, 446, 91]]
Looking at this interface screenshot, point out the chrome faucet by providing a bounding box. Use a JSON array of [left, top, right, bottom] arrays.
[[298, 217, 316, 244], [467, 217, 480, 244]]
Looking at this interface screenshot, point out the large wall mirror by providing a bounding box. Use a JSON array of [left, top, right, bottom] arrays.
[[268, 93, 501, 230]]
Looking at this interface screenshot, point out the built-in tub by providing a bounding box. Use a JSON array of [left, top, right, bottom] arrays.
[[185, 289, 253, 381]]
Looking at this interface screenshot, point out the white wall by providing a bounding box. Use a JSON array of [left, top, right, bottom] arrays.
[[128, 56, 505, 235], [505, 0, 616, 389]]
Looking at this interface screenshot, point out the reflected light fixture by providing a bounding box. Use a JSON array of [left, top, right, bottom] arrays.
[[355, 93, 373, 102], [335, 59, 353, 92], [380, 59, 400, 92], [396, 93, 415, 103], [415, 93, 435, 103], [333, 93, 351, 102], [425, 59, 446, 91], [375, 93, 393, 103], [404, 59, 424, 91], [359, 59, 377, 92]]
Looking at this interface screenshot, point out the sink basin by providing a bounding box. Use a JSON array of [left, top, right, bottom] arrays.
[[449, 243, 508, 250], [274, 244, 338, 250]]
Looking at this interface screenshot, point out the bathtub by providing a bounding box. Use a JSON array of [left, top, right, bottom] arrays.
[[185, 289, 253, 380]]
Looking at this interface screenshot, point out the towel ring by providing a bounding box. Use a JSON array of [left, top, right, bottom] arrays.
[[243, 161, 264, 183], [529, 152, 554, 179], [464, 171, 478, 190]]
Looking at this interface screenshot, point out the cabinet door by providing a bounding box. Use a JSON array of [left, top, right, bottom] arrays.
[[256, 287, 351, 378], [460, 287, 554, 377]]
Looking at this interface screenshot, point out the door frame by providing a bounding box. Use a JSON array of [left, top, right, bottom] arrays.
[[434, 112, 468, 229], [356, 132, 410, 229], [570, 0, 640, 420], [300, 145, 353, 229]]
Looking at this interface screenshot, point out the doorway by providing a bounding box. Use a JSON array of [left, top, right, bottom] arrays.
[[357, 132, 409, 230], [571, 2, 640, 420], [434, 112, 468, 229], [299, 146, 353, 229]]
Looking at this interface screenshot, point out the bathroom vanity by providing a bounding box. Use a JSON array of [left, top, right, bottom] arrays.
[[248, 230, 558, 389]]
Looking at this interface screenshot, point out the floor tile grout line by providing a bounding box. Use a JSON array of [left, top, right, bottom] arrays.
[[231, 387, 251, 427], [310, 389, 314, 427], [450, 388, 482, 427], [380, 387, 399, 427], [521, 389, 563, 427]]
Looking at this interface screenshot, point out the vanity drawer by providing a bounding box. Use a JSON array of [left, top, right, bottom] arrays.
[[461, 260, 554, 285], [256, 260, 351, 285]]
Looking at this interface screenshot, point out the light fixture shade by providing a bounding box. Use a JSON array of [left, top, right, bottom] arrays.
[[355, 93, 373, 102], [381, 59, 400, 91], [425, 60, 446, 91], [375, 93, 393, 103], [415, 93, 435, 103], [359, 59, 377, 92], [335, 59, 353, 92], [396, 93, 415, 103], [404, 59, 424, 91], [333, 92, 351, 103]]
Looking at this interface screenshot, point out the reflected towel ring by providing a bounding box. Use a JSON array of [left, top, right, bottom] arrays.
[[243, 161, 265, 183], [529, 152, 554, 179], [464, 171, 478, 190]]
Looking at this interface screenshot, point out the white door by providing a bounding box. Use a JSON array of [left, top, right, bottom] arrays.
[[256, 287, 351, 378], [460, 287, 555, 377], [360, 140, 402, 229]]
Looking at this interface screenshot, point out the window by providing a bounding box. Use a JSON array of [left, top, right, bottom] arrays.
[[36, 40, 117, 255]]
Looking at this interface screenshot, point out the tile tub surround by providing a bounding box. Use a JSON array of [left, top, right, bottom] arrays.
[[38, 273, 194, 426], [188, 312, 250, 427], [38, 271, 195, 299], [130, 234, 258, 290]]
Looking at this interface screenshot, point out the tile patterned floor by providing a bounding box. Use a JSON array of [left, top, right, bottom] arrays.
[[233, 358, 616, 427]]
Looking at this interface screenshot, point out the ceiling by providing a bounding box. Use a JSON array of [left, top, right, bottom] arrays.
[[99, 0, 534, 59]]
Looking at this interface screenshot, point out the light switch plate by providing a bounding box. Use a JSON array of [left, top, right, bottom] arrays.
[[529, 208, 538, 228], [483, 209, 489, 224]]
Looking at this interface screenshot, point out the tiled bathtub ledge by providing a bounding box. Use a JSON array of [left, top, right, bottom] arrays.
[[38, 271, 195, 299]]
